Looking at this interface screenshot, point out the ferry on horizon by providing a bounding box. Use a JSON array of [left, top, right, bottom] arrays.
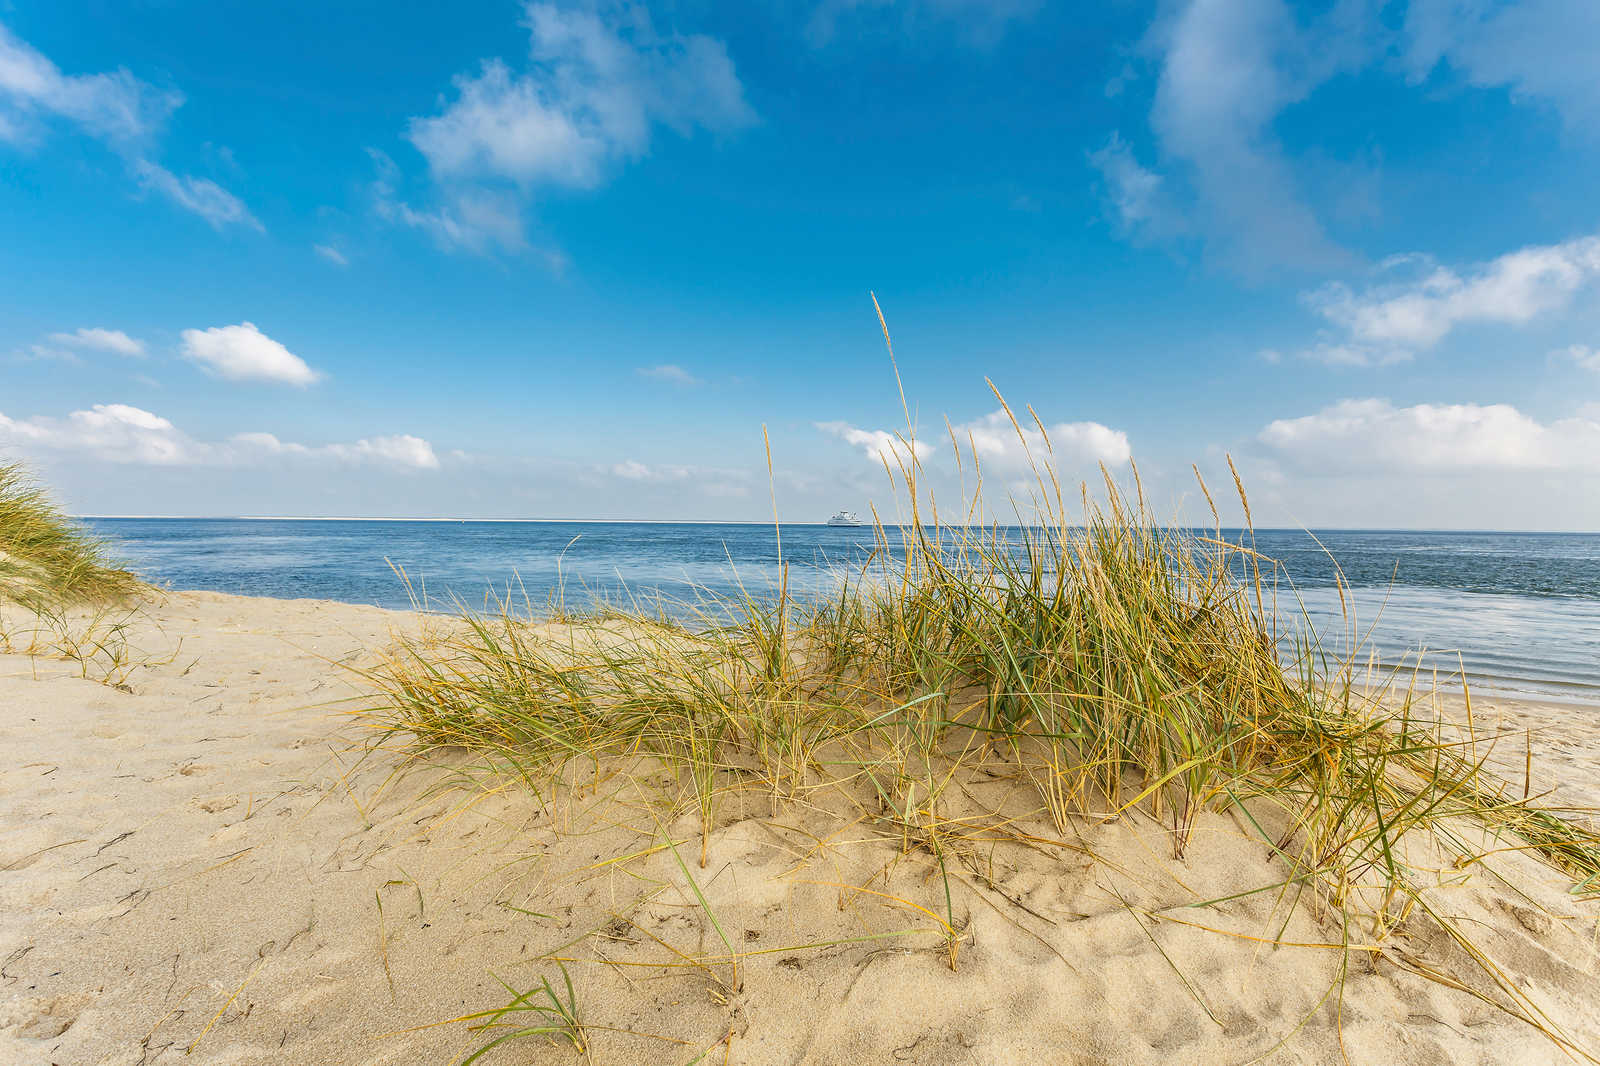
[[826, 510, 862, 527]]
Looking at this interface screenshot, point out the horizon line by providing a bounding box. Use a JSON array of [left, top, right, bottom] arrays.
[[72, 515, 1599, 534]]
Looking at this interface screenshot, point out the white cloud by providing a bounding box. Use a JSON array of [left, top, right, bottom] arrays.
[[238, 431, 442, 470], [611, 459, 692, 480], [951, 410, 1132, 471], [1305, 234, 1600, 354], [344, 435, 439, 469], [179, 322, 321, 386], [1557, 344, 1600, 373], [1403, 0, 1600, 128], [816, 421, 934, 468], [410, 59, 603, 188], [819, 410, 1130, 473], [0, 22, 256, 229], [313, 243, 349, 266], [45, 327, 145, 357], [0, 403, 440, 471], [611, 459, 653, 479], [1259, 398, 1600, 472], [637, 364, 698, 385], [391, 1, 754, 254], [0, 404, 192, 465]]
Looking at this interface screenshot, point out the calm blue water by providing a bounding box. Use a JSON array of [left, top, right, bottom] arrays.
[[84, 520, 1600, 705]]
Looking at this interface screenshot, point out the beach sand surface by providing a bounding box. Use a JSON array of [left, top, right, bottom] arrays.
[[2, 591, 1598, 1064]]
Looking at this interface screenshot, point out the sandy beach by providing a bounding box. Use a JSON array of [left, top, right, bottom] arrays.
[[0, 590, 1595, 1064], [9, 0, 1600, 1058]]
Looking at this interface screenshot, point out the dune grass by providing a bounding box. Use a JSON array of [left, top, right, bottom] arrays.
[[0, 460, 143, 609], [0, 461, 161, 685], [362, 310, 1600, 1058]]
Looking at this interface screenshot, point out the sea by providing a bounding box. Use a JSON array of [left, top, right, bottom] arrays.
[[83, 520, 1600, 707]]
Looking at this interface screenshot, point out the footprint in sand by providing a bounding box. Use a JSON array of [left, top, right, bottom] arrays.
[[5, 993, 88, 1040]]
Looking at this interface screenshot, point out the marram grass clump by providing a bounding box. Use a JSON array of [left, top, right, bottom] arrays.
[[0, 460, 143, 608], [362, 319, 1600, 1060]]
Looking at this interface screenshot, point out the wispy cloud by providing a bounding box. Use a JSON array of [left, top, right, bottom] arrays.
[[372, 147, 530, 256], [610, 459, 691, 480], [607, 458, 749, 496], [1096, 0, 1386, 274], [1557, 344, 1600, 373], [132, 159, 260, 231], [0, 22, 178, 144], [313, 243, 349, 266], [0, 403, 439, 470], [1294, 341, 1412, 369], [45, 327, 146, 358], [1102, 0, 1600, 277], [1088, 132, 1186, 244], [637, 364, 699, 385], [385, 1, 755, 256], [1138, 0, 1371, 274], [180, 322, 322, 386], [0, 22, 257, 230], [1403, 0, 1600, 129]]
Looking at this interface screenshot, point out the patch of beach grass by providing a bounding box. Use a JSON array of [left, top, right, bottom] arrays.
[[0, 460, 143, 609], [360, 307, 1600, 1060], [0, 461, 171, 687]]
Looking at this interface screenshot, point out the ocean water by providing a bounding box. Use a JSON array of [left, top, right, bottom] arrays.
[[84, 520, 1600, 706]]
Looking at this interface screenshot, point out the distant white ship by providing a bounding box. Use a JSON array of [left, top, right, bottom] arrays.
[[826, 510, 862, 527]]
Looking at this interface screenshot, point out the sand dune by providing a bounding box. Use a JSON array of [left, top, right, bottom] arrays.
[[2, 591, 1598, 1064]]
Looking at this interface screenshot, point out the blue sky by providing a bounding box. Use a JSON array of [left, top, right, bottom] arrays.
[[3, 0, 1600, 527]]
